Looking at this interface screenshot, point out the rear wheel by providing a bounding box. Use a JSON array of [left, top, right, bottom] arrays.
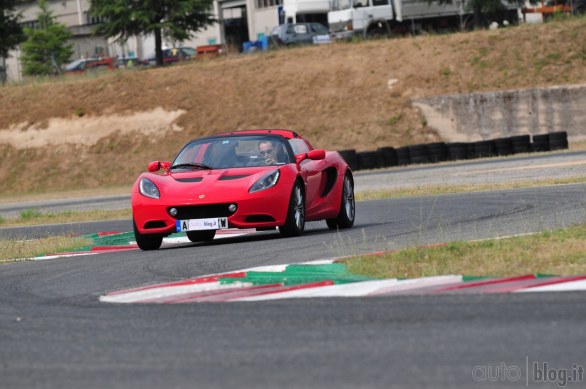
[[133, 219, 163, 251], [326, 172, 355, 230], [279, 181, 305, 237], [186, 230, 216, 242]]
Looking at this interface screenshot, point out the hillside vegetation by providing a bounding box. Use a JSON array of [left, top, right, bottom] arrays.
[[1, 17, 586, 197]]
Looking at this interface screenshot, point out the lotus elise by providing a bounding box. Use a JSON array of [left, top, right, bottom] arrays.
[[131, 129, 355, 250]]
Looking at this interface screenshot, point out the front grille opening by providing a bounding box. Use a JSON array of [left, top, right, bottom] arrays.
[[171, 204, 236, 220], [144, 221, 167, 229], [245, 215, 275, 223]]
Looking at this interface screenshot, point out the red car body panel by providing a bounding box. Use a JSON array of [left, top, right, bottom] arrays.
[[132, 130, 351, 237]]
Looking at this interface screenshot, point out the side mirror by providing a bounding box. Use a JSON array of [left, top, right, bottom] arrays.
[[308, 149, 326, 160], [295, 149, 326, 164], [148, 161, 171, 172]]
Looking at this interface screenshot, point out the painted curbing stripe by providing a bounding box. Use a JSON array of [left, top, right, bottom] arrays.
[[100, 281, 253, 303], [516, 276, 586, 293], [234, 279, 401, 301], [102, 272, 248, 297], [518, 280, 586, 292], [367, 275, 464, 296], [433, 275, 536, 293]]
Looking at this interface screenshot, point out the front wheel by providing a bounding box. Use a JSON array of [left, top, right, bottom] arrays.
[[326, 172, 355, 230], [133, 219, 163, 251], [279, 181, 305, 237], [186, 230, 216, 242]]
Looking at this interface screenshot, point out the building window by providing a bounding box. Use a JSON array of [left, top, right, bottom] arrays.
[[85, 12, 107, 25], [256, 0, 282, 9]]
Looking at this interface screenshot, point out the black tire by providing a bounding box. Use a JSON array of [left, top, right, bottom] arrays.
[[376, 147, 397, 167], [494, 138, 513, 156], [408, 145, 430, 164], [446, 142, 468, 161], [427, 142, 448, 162], [339, 149, 359, 171], [473, 140, 495, 158], [356, 151, 379, 170], [549, 131, 568, 151], [326, 172, 355, 230], [133, 219, 163, 251], [279, 181, 305, 237], [186, 230, 216, 242], [531, 134, 550, 152], [511, 135, 531, 154], [396, 147, 410, 165]]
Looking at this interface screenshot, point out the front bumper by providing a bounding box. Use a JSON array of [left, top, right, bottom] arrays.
[[132, 186, 291, 236]]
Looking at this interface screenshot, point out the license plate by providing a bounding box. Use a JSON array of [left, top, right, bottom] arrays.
[[176, 217, 228, 232]]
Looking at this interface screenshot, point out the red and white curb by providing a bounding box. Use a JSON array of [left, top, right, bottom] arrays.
[[100, 259, 586, 304], [29, 229, 257, 260]]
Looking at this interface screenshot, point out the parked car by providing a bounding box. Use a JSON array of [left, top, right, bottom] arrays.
[[143, 47, 197, 66], [268, 23, 332, 47], [131, 129, 355, 250], [64, 57, 114, 74]]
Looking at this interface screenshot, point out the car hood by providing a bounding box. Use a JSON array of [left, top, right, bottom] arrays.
[[143, 166, 282, 202]]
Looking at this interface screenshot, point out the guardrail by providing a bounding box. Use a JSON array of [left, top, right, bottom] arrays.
[[339, 131, 569, 171]]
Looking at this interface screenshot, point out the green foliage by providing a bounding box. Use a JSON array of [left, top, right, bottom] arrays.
[[20, 0, 73, 76], [0, 0, 26, 58], [90, 0, 216, 66], [19, 208, 43, 220]]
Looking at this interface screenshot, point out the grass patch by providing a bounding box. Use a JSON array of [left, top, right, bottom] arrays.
[[0, 235, 93, 263], [0, 209, 132, 227], [342, 224, 586, 278], [355, 176, 586, 201]]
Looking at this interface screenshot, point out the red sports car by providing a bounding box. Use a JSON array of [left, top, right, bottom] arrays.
[[131, 129, 355, 250]]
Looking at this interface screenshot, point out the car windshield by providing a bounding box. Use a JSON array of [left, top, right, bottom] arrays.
[[332, 0, 353, 10], [172, 135, 293, 169], [181, 47, 196, 56]]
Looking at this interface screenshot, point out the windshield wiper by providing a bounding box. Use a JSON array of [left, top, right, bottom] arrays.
[[170, 162, 213, 170]]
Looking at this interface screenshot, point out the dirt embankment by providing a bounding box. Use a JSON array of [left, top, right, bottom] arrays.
[[1, 18, 586, 197]]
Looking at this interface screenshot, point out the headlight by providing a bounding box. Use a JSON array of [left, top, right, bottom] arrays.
[[249, 170, 280, 193], [139, 177, 160, 199]]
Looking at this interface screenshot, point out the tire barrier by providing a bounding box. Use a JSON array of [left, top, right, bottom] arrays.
[[396, 147, 411, 166], [446, 142, 469, 161], [376, 147, 398, 168], [337, 131, 569, 172], [339, 149, 359, 171], [494, 137, 514, 156], [408, 145, 431, 164], [427, 142, 449, 162], [511, 135, 531, 154], [531, 134, 550, 152], [356, 151, 380, 170], [549, 131, 569, 151]]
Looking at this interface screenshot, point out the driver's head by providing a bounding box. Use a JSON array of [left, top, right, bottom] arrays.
[[258, 140, 277, 160]]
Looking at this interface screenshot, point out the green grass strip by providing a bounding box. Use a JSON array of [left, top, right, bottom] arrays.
[[219, 263, 377, 286]]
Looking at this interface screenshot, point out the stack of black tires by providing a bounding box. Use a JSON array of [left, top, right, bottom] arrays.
[[338, 131, 569, 171]]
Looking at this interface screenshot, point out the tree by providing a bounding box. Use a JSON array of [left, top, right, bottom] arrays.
[[1, 0, 26, 84], [20, 0, 73, 76], [0, 0, 25, 58], [90, 0, 216, 67]]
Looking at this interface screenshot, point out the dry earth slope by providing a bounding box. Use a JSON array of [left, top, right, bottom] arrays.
[[1, 17, 585, 197]]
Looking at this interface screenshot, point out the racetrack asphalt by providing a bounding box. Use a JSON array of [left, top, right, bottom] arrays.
[[1, 178, 586, 388]]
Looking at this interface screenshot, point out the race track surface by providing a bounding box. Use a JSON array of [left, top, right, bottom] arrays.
[[1, 165, 586, 388]]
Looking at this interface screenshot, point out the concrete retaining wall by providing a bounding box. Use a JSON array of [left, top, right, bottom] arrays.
[[413, 84, 586, 142]]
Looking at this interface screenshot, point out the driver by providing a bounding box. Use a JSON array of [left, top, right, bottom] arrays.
[[258, 140, 285, 165]]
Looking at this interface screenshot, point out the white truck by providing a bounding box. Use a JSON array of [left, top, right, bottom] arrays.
[[328, 0, 519, 39]]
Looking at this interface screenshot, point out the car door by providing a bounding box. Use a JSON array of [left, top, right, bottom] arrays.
[[291, 24, 313, 44], [290, 139, 324, 214]]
